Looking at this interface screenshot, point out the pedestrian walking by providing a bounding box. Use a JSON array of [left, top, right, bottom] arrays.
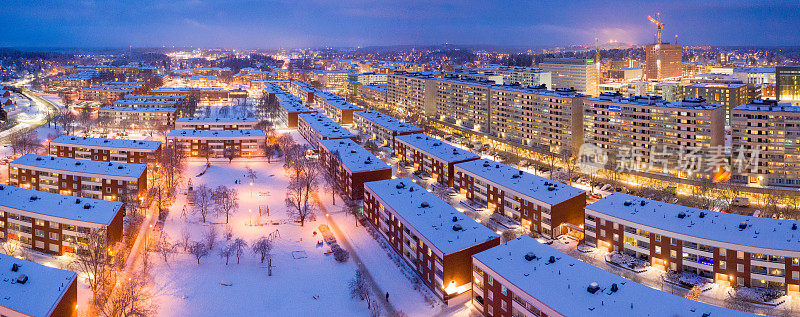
[[385, 292, 389, 301]]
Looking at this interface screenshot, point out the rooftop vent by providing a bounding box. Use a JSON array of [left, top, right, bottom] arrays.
[[623, 200, 632, 206], [0, 185, 3, 190], [118, 166, 124, 169], [452, 224, 463, 231], [16, 274, 28, 284], [75, 162, 82, 166], [396, 182, 405, 189], [793, 224, 797, 230], [12, 263, 20, 272], [677, 212, 686, 219], [29, 195, 38, 201], [512, 174, 520, 179], [610, 283, 619, 293], [83, 203, 91, 209], [35, 157, 42, 161], [739, 222, 748, 230], [75, 198, 81, 204], [699, 212, 706, 218], [548, 256, 556, 263], [452, 216, 458, 222], [50, 157, 54, 160], [495, 164, 500, 168], [640, 201, 646, 206], [420, 202, 430, 208], [587, 282, 600, 294], [108, 163, 113, 166], [548, 186, 556, 191], [524, 252, 536, 261]]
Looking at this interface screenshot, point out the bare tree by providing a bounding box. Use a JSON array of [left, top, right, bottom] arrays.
[[246, 167, 258, 184], [156, 233, 175, 264], [203, 226, 219, 251], [319, 150, 342, 205], [179, 228, 192, 252], [251, 236, 273, 264], [232, 238, 248, 264], [343, 195, 362, 227], [158, 144, 185, 190], [264, 144, 277, 163], [194, 185, 214, 223], [223, 146, 237, 163], [188, 241, 209, 265], [349, 268, 370, 301], [214, 186, 239, 224], [9, 130, 42, 156], [218, 243, 235, 265], [1, 240, 27, 259], [276, 134, 295, 155], [97, 270, 158, 317], [285, 170, 317, 226], [70, 229, 115, 304], [561, 148, 578, 186]]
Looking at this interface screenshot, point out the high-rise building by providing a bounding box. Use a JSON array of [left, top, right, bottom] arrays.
[[386, 72, 438, 117], [435, 78, 493, 133], [681, 83, 759, 113], [645, 43, 682, 80], [538, 58, 599, 96], [777, 66, 800, 103]]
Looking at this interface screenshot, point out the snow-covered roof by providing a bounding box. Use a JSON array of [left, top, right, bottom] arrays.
[[166, 129, 266, 140], [0, 254, 77, 317], [587, 193, 800, 254], [124, 94, 186, 100], [81, 87, 136, 92], [277, 95, 313, 113], [395, 134, 479, 164], [151, 87, 229, 93], [733, 101, 800, 113], [364, 177, 499, 255], [359, 84, 386, 92], [113, 100, 181, 107], [318, 139, 390, 173], [99, 106, 177, 113], [315, 91, 344, 101], [455, 159, 585, 206], [587, 95, 723, 111], [10, 154, 147, 180], [353, 110, 422, 134], [298, 113, 355, 139], [474, 236, 752, 317], [51, 135, 161, 151], [323, 99, 362, 111], [0, 184, 122, 225], [174, 117, 259, 124], [491, 84, 588, 98]]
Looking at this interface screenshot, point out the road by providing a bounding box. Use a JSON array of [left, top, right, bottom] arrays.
[[0, 87, 60, 143]]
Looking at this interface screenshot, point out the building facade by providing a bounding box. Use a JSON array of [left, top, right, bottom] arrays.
[[166, 130, 266, 158], [394, 134, 479, 187], [50, 135, 162, 164], [645, 43, 682, 80], [318, 139, 392, 199], [352, 110, 423, 147], [539, 58, 599, 96], [297, 113, 357, 148]]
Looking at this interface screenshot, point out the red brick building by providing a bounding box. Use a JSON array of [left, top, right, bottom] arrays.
[[0, 253, 79, 317], [297, 113, 357, 148], [49, 135, 162, 164], [174, 117, 260, 130], [394, 134, 479, 187], [363, 178, 500, 304], [166, 129, 266, 158], [0, 184, 124, 256], [585, 193, 800, 294], [277, 94, 315, 128], [320, 99, 362, 125], [318, 139, 391, 199], [454, 159, 586, 239], [8, 154, 147, 202]]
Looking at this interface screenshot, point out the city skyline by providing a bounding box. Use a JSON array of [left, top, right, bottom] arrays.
[[2, 0, 800, 48]]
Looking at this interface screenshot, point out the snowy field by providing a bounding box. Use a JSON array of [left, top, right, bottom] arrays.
[[149, 159, 372, 316]]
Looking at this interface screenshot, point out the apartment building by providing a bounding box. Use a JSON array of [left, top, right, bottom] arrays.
[[79, 86, 137, 102], [9, 154, 147, 201], [476, 65, 552, 88], [149, 87, 230, 101], [585, 192, 800, 294], [174, 117, 259, 130], [472, 235, 751, 317], [730, 100, 800, 187], [539, 58, 599, 96], [112, 99, 182, 108], [46, 72, 98, 92], [682, 83, 757, 112], [386, 72, 438, 117], [98, 106, 178, 128], [358, 83, 387, 104], [444, 71, 504, 85], [436, 78, 493, 133], [352, 110, 423, 147], [318, 139, 392, 199], [309, 90, 345, 110], [363, 178, 500, 304], [0, 184, 123, 256], [490, 85, 587, 156], [311, 70, 349, 88], [394, 134, 479, 187], [124, 94, 187, 103], [350, 72, 388, 85], [584, 93, 725, 179], [297, 113, 357, 148], [454, 159, 586, 238], [320, 98, 363, 125], [276, 94, 315, 128], [777, 66, 800, 103], [50, 135, 162, 164], [287, 81, 319, 105], [166, 130, 266, 158], [0, 253, 78, 317], [645, 43, 682, 80]]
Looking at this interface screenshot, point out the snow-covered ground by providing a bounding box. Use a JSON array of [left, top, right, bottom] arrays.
[[149, 159, 374, 316]]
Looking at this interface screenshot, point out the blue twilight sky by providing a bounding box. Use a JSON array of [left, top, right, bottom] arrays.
[[1, 0, 799, 48]]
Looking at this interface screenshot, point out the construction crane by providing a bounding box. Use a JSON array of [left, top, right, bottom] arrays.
[[648, 13, 664, 44]]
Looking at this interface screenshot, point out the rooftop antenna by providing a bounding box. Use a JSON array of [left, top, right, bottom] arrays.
[[648, 13, 664, 44]]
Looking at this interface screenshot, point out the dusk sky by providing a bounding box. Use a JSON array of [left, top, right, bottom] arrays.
[[2, 0, 799, 48]]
